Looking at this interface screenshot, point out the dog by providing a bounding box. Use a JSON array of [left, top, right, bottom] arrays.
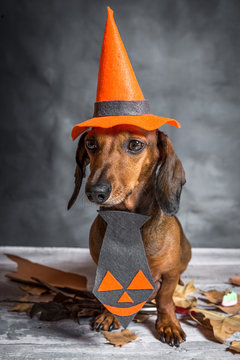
[[68, 125, 191, 347]]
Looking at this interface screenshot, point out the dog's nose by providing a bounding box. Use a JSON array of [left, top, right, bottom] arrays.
[[86, 182, 112, 204]]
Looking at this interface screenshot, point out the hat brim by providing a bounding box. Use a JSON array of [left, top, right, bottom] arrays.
[[71, 114, 180, 140]]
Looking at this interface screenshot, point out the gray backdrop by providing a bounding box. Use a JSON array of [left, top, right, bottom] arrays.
[[1, 0, 239, 248]]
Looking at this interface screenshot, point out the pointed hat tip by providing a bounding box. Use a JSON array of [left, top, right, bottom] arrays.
[[106, 6, 113, 16]]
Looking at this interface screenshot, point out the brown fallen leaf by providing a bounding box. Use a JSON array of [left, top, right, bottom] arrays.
[[229, 340, 240, 353], [5, 254, 87, 291], [190, 307, 240, 344], [200, 289, 224, 304], [229, 274, 240, 286], [52, 292, 102, 310], [173, 280, 197, 308], [9, 295, 32, 313], [76, 308, 100, 318], [102, 329, 137, 347], [133, 313, 151, 323], [32, 277, 94, 300], [20, 284, 48, 296], [200, 288, 240, 315], [28, 289, 102, 322], [216, 294, 240, 315], [7, 289, 102, 322], [30, 301, 71, 321], [28, 293, 55, 303]]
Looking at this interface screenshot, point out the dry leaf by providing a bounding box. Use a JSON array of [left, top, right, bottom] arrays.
[[32, 277, 94, 300], [190, 307, 240, 344], [229, 274, 240, 286], [30, 301, 70, 321], [200, 289, 224, 304], [9, 296, 32, 313], [102, 329, 137, 347], [76, 308, 100, 318], [216, 294, 240, 315], [5, 254, 87, 291], [134, 313, 151, 323], [20, 284, 48, 296], [229, 340, 240, 353], [173, 280, 197, 308], [28, 293, 55, 303], [29, 291, 102, 322], [200, 288, 240, 315]]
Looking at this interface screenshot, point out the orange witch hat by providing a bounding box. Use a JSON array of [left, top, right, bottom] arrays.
[[71, 7, 180, 141]]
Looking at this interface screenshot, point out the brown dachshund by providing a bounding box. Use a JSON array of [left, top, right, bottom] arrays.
[[68, 125, 191, 347]]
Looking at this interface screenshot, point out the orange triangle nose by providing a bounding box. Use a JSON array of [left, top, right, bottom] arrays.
[[118, 291, 134, 303], [96, 7, 145, 102]]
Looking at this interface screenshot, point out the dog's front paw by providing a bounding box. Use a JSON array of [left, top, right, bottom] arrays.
[[92, 310, 121, 332], [155, 318, 186, 347]]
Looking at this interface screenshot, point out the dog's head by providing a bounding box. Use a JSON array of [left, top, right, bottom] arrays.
[[68, 125, 185, 216]]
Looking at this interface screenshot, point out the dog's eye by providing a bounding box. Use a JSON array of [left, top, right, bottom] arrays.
[[127, 140, 145, 153], [85, 139, 98, 152]]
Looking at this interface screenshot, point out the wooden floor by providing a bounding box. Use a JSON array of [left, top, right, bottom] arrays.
[[0, 246, 240, 360]]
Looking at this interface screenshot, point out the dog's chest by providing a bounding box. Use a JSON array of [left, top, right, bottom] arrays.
[[141, 220, 178, 279], [90, 213, 176, 282]]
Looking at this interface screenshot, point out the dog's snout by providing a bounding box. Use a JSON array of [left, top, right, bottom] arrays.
[[86, 182, 112, 204]]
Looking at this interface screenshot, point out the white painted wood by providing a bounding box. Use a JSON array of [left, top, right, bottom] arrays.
[[0, 247, 240, 359]]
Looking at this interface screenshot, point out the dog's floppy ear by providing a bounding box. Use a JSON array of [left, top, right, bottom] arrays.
[[67, 132, 89, 210], [155, 131, 186, 216]]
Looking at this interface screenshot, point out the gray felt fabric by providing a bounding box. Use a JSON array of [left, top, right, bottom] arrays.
[[92, 210, 155, 328], [93, 100, 151, 117]]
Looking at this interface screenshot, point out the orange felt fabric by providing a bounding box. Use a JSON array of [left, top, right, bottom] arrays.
[[96, 7, 144, 101], [97, 270, 123, 291], [71, 115, 180, 140], [71, 7, 180, 140], [118, 291, 134, 303], [104, 301, 146, 317], [127, 270, 154, 290]]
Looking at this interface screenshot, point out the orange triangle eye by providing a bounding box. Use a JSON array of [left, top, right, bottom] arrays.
[[127, 270, 154, 290], [97, 271, 123, 291], [118, 291, 134, 303]]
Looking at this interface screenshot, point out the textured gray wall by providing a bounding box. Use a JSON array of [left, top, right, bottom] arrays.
[[1, 0, 239, 248]]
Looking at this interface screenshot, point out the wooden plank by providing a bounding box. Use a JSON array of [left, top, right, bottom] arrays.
[[0, 342, 236, 360]]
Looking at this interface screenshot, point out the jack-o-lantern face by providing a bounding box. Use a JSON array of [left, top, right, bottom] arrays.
[[96, 270, 154, 317], [92, 210, 156, 328]]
